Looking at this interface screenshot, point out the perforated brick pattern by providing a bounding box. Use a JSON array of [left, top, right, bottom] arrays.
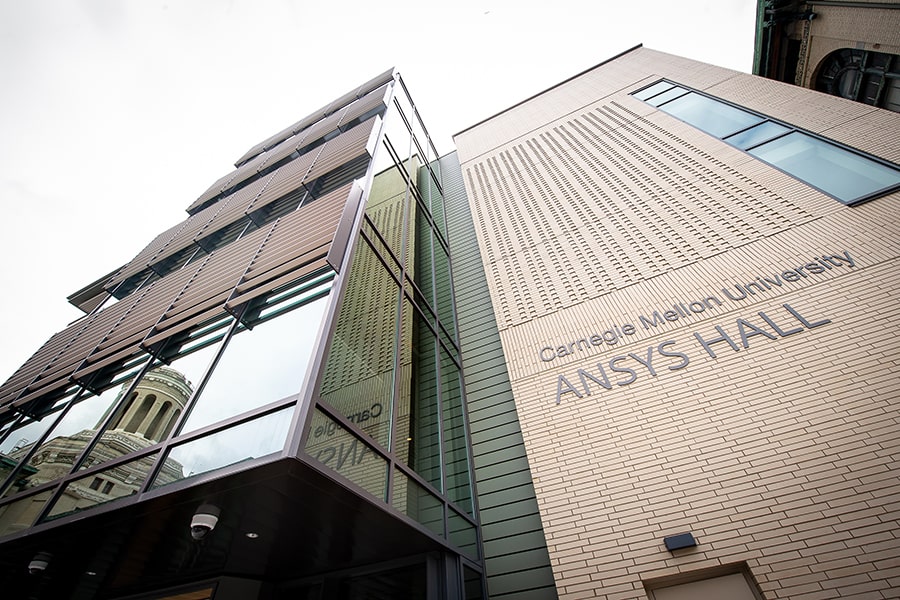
[[455, 47, 900, 599]]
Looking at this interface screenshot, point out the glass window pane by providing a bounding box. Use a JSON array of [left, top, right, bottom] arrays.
[[632, 80, 675, 101], [448, 507, 479, 560], [3, 388, 119, 499], [80, 351, 211, 471], [392, 468, 443, 537], [179, 296, 328, 434], [413, 198, 436, 313], [304, 409, 387, 501], [243, 271, 333, 325], [396, 300, 442, 490], [363, 219, 401, 279], [152, 407, 292, 488], [724, 120, 790, 150], [749, 132, 900, 203], [646, 85, 690, 107], [44, 452, 160, 520], [0, 388, 79, 470], [319, 238, 399, 450], [340, 563, 427, 598], [464, 566, 485, 600], [420, 159, 447, 242], [369, 139, 415, 267], [441, 349, 473, 514], [434, 242, 456, 341], [660, 92, 763, 137], [0, 489, 55, 536]]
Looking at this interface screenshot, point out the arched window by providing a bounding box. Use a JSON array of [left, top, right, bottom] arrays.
[[815, 49, 900, 112], [161, 409, 181, 440], [109, 391, 139, 430], [125, 394, 156, 433], [144, 401, 172, 441]]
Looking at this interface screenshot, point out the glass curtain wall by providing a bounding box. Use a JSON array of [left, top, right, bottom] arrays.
[[302, 77, 482, 579], [0, 271, 332, 535]]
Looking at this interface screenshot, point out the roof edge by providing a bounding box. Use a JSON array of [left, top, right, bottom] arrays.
[[453, 43, 644, 139]]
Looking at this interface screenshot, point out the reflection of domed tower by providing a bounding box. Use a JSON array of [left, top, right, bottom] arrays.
[[105, 366, 192, 443], [2, 367, 192, 520]]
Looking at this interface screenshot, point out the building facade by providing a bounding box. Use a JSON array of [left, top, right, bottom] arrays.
[[1, 45, 899, 599], [754, 0, 900, 112], [454, 46, 900, 599], [0, 70, 488, 599]]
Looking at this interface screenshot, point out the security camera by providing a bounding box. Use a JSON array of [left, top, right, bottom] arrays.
[[28, 551, 52, 575], [190, 504, 220, 541]]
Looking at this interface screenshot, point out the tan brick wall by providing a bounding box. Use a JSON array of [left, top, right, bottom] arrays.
[[800, 5, 900, 87], [456, 48, 900, 599]]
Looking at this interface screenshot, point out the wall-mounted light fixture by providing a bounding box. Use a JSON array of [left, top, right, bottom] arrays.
[[663, 532, 697, 551]]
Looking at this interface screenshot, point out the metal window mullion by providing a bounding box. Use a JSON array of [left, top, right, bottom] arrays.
[[850, 51, 870, 102], [313, 400, 393, 464], [164, 315, 242, 441], [643, 79, 900, 174], [64, 357, 156, 477], [289, 79, 399, 466], [137, 393, 295, 496], [389, 116, 415, 462], [224, 218, 282, 324], [741, 129, 794, 152], [27, 356, 157, 526], [0, 388, 85, 497]]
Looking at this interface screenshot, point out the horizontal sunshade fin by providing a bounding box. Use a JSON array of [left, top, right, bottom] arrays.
[[105, 216, 200, 292], [0, 328, 80, 409], [72, 346, 146, 385], [339, 83, 391, 127], [222, 150, 271, 193], [156, 198, 234, 258], [142, 309, 231, 352], [289, 110, 346, 151], [232, 119, 303, 169], [11, 378, 76, 411], [226, 257, 330, 311], [248, 147, 323, 210], [226, 183, 350, 308], [194, 174, 276, 241], [231, 69, 393, 167], [353, 68, 395, 101], [143, 225, 273, 344], [303, 117, 376, 183], [11, 287, 154, 403], [255, 135, 307, 170], [189, 170, 239, 213]]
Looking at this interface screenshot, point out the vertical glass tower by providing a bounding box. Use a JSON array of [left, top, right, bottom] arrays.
[[0, 71, 484, 599]]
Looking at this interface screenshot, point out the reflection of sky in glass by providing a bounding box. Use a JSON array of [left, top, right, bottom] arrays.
[[725, 120, 790, 150], [162, 336, 227, 394], [158, 407, 292, 484], [78, 349, 220, 470], [0, 417, 56, 455], [750, 132, 900, 203], [632, 80, 674, 101], [661, 92, 763, 137], [179, 295, 329, 434], [646, 86, 688, 107], [40, 391, 116, 441], [2, 391, 118, 499], [0, 390, 79, 455]]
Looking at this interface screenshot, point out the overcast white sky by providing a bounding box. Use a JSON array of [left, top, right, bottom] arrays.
[[0, 0, 757, 382]]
